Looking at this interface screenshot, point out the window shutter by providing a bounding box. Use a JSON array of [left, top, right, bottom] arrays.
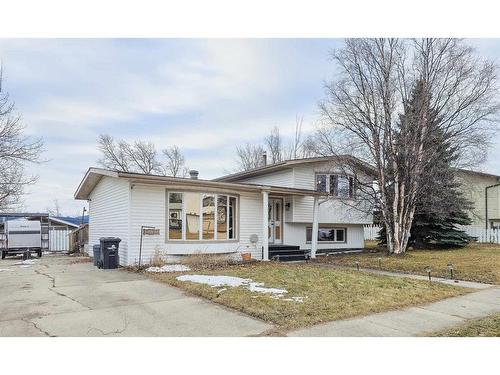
[[349, 177, 355, 198]]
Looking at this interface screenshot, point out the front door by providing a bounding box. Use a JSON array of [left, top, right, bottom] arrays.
[[268, 198, 283, 245]]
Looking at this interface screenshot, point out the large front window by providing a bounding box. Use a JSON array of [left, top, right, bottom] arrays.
[[167, 191, 238, 241]]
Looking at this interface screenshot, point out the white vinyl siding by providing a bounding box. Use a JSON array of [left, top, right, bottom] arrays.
[[291, 163, 373, 224], [88, 176, 130, 266], [238, 192, 264, 260], [239, 169, 294, 188], [125, 184, 264, 264], [283, 223, 364, 250], [128, 184, 166, 265]]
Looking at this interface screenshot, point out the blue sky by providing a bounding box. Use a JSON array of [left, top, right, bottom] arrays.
[[1, 39, 499, 215]]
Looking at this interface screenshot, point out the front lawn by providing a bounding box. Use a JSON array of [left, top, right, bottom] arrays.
[[429, 313, 500, 337], [321, 242, 500, 285], [147, 262, 467, 331]]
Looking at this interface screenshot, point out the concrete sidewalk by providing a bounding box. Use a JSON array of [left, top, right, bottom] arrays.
[[289, 287, 500, 336], [0, 254, 273, 337]]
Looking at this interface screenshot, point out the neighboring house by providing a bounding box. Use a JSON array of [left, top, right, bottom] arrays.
[[0, 213, 79, 252], [74, 156, 374, 266], [455, 169, 500, 229]]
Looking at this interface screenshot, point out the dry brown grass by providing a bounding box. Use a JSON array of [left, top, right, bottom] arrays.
[[428, 313, 500, 337], [149, 248, 166, 267], [181, 252, 245, 270], [319, 242, 500, 285], [147, 262, 468, 331]]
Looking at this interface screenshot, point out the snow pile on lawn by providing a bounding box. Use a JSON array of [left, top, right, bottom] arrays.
[[0, 268, 14, 272], [176, 275, 288, 296], [146, 264, 191, 273], [13, 259, 38, 266]]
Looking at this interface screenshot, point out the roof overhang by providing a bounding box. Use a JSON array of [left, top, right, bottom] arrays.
[[74, 168, 119, 200], [214, 155, 377, 182], [48, 217, 79, 228], [75, 168, 325, 200]]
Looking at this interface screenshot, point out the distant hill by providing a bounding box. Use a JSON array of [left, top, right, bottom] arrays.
[[54, 215, 89, 226]]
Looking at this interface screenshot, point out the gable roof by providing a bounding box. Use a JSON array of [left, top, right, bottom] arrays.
[[75, 167, 325, 201], [214, 155, 377, 182]]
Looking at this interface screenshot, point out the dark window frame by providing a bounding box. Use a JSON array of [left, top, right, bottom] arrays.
[[306, 226, 348, 243], [315, 172, 356, 199]]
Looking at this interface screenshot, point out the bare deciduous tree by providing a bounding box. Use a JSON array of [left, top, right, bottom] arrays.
[[0, 75, 43, 211], [162, 145, 188, 177], [236, 115, 317, 171], [264, 126, 283, 164], [235, 143, 266, 171], [285, 115, 308, 160], [97, 134, 131, 172], [97, 134, 188, 177], [319, 38, 499, 255], [122, 140, 160, 174], [47, 199, 61, 217]]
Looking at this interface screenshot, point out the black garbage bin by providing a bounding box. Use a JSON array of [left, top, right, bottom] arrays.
[[92, 244, 101, 266], [99, 237, 121, 269]]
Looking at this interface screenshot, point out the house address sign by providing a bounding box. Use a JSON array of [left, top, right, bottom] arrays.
[[142, 228, 160, 236]]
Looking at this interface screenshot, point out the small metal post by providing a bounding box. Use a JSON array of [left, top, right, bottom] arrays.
[[447, 263, 454, 280], [425, 266, 432, 282], [138, 225, 155, 268], [378, 257, 382, 268]]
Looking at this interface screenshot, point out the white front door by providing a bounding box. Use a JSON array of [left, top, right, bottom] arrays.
[[268, 198, 283, 245]]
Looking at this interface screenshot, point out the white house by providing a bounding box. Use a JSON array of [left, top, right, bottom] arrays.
[[74, 156, 374, 266]]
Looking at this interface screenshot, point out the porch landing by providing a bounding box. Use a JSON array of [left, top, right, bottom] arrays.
[[269, 245, 306, 262]]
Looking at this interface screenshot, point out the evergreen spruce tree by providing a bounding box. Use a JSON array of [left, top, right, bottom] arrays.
[[378, 81, 472, 249]]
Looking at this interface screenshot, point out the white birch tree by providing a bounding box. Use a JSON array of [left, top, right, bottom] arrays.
[[319, 38, 499, 255]]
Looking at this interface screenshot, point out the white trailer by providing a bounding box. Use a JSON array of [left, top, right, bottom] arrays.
[[1, 219, 43, 259]]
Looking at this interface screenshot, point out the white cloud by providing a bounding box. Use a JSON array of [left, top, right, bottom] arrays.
[[1, 39, 330, 213]]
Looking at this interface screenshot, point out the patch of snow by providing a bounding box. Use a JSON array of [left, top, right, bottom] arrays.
[[176, 274, 289, 296], [0, 268, 14, 272], [146, 264, 191, 273], [283, 296, 307, 303], [177, 275, 252, 288], [248, 283, 287, 295], [13, 259, 38, 266], [19, 265, 31, 268]]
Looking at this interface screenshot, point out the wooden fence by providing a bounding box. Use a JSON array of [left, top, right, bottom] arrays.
[[363, 224, 500, 244]]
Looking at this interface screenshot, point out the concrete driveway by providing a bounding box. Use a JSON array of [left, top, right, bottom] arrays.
[[0, 254, 272, 337]]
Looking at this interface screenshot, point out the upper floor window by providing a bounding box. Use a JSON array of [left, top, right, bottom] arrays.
[[316, 173, 355, 198], [167, 191, 238, 241]]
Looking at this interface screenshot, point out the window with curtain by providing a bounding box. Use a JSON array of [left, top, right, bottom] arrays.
[[167, 191, 238, 241]]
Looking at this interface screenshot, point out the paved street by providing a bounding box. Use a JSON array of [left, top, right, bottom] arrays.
[[0, 254, 272, 337]]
